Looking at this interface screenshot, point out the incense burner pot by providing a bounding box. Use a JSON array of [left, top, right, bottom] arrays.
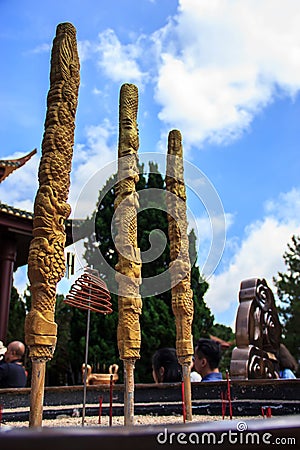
[[82, 363, 119, 385]]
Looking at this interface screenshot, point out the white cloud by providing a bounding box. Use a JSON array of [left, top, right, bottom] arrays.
[[6, 123, 118, 296], [205, 187, 300, 325], [0, 120, 118, 220], [69, 119, 117, 218], [78, 40, 92, 63], [92, 87, 102, 95], [29, 43, 51, 54], [13, 266, 29, 297], [94, 29, 148, 87], [191, 211, 234, 280], [154, 0, 300, 147], [264, 188, 300, 222], [0, 151, 39, 211]]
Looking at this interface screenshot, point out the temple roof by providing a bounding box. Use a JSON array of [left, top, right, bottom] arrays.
[[0, 202, 34, 219], [0, 202, 86, 269], [0, 148, 86, 269], [209, 334, 233, 349], [0, 149, 37, 183]]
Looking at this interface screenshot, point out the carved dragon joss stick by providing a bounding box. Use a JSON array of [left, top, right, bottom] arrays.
[[166, 129, 194, 421], [25, 22, 80, 427], [114, 83, 142, 425]]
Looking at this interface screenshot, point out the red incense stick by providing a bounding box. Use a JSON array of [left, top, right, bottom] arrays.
[[181, 381, 186, 423], [98, 396, 103, 424], [226, 370, 233, 419], [109, 374, 113, 426]]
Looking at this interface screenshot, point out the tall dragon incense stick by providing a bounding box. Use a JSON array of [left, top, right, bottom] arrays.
[[166, 129, 194, 421], [25, 22, 80, 427], [114, 83, 142, 425]]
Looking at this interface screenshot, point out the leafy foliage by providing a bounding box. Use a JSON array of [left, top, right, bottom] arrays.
[[210, 323, 235, 374], [46, 295, 74, 385], [6, 286, 26, 343], [189, 229, 213, 341], [273, 235, 300, 367], [83, 162, 214, 382], [8, 162, 222, 385]]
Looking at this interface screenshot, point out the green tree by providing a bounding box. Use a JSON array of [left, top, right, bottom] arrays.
[[82, 162, 213, 382], [8, 286, 76, 386], [46, 295, 74, 385], [7, 162, 216, 385], [7, 286, 26, 343], [210, 323, 235, 374], [189, 229, 213, 342], [211, 323, 235, 343], [137, 162, 175, 381], [273, 235, 300, 366]]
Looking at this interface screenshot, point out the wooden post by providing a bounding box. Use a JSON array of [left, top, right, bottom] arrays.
[[114, 84, 142, 426], [29, 360, 46, 427], [0, 235, 16, 342], [25, 23, 80, 427], [124, 360, 135, 425], [166, 129, 194, 421], [182, 363, 192, 420]]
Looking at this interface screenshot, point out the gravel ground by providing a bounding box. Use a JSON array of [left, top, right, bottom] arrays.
[[2, 413, 262, 428]]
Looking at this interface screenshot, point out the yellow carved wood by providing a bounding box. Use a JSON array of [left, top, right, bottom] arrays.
[[166, 129, 194, 364], [114, 83, 142, 361], [25, 23, 80, 361], [114, 83, 142, 426], [166, 129, 194, 421]]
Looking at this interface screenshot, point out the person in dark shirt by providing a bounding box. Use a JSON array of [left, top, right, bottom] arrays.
[[0, 341, 27, 388]]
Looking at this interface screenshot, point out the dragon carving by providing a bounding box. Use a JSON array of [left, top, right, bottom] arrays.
[[25, 22, 80, 360], [114, 83, 142, 361], [166, 130, 194, 365]]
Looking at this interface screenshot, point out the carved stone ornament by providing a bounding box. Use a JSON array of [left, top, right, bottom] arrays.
[[25, 23, 80, 360], [230, 278, 281, 379]]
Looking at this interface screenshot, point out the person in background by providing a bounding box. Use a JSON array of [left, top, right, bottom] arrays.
[[190, 357, 202, 382], [278, 343, 298, 379], [194, 338, 223, 382], [0, 341, 27, 388], [0, 341, 7, 363], [152, 347, 182, 383]]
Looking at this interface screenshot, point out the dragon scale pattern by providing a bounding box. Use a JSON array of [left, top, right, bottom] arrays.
[[114, 84, 142, 360], [25, 23, 80, 360], [166, 130, 194, 364]]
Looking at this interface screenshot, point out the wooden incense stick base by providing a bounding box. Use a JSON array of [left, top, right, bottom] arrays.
[[29, 359, 46, 427], [182, 363, 192, 421], [124, 359, 135, 426]]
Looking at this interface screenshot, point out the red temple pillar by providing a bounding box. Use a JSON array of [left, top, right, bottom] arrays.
[[0, 233, 17, 342]]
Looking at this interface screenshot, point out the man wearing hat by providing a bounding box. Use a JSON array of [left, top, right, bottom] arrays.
[[0, 341, 27, 388]]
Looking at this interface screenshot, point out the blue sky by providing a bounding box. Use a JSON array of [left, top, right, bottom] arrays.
[[1, 0, 300, 329]]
